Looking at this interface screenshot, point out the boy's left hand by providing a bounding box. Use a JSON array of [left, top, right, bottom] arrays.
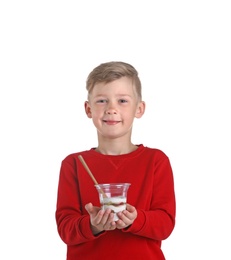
[[116, 203, 137, 229]]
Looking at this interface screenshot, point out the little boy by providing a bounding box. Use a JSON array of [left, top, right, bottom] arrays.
[[55, 61, 176, 259]]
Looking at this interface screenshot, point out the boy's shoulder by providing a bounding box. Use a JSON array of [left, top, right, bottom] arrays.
[[61, 149, 95, 163], [142, 145, 169, 157]]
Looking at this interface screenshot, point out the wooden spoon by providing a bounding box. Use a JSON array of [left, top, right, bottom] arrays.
[[78, 155, 107, 198]]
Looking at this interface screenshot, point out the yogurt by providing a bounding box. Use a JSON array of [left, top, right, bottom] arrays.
[[101, 196, 127, 221]]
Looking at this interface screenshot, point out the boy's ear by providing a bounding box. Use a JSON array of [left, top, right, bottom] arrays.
[[135, 101, 145, 118], [84, 101, 92, 118]]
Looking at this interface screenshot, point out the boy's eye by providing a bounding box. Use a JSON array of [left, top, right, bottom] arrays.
[[97, 99, 107, 103], [119, 99, 128, 103]]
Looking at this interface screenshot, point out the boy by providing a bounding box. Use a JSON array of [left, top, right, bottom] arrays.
[[55, 61, 176, 259]]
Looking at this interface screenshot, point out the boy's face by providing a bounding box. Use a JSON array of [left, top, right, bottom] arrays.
[[85, 77, 145, 140]]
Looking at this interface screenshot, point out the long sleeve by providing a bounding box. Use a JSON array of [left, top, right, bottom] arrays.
[[123, 156, 175, 240], [55, 157, 101, 245]]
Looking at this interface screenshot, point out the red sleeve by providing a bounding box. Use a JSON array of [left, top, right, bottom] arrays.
[[122, 156, 176, 240], [55, 159, 105, 245]]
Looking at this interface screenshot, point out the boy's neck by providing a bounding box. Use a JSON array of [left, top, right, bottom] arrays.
[[95, 141, 138, 155]]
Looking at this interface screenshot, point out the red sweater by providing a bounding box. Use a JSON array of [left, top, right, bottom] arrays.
[[55, 145, 176, 260]]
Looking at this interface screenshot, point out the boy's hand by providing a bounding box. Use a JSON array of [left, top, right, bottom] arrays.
[[116, 203, 137, 229], [85, 203, 116, 235]]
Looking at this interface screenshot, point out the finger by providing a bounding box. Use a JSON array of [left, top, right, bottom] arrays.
[[93, 208, 111, 227], [85, 203, 93, 213], [101, 209, 113, 226], [117, 211, 131, 225], [93, 209, 105, 225], [125, 204, 135, 213], [103, 213, 116, 230]]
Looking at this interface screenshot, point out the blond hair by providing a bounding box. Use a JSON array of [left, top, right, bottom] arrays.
[[86, 61, 142, 100]]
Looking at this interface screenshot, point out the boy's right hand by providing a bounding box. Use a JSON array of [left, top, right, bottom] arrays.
[[85, 203, 116, 235]]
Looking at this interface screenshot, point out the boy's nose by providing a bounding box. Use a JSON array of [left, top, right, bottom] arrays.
[[105, 101, 118, 114], [105, 107, 117, 114], [105, 103, 117, 115]]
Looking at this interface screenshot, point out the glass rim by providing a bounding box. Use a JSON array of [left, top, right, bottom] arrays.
[[95, 183, 131, 187]]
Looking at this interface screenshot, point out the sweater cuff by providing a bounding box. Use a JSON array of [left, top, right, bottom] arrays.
[[79, 215, 105, 240], [122, 209, 145, 234]]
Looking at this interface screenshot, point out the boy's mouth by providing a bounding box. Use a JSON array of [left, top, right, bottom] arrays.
[[103, 120, 121, 125]]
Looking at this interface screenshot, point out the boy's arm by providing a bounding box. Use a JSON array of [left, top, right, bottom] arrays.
[[55, 160, 104, 245], [122, 157, 176, 240]]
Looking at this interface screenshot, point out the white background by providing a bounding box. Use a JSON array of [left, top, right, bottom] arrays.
[[0, 1, 230, 259]]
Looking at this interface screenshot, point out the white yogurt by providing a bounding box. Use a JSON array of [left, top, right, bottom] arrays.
[[101, 196, 127, 221]]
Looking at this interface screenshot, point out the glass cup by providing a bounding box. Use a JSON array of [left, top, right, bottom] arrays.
[[95, 183, 131, 221]]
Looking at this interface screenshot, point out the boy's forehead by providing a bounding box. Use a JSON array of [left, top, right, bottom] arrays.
[[93, 78, 134, 92], [92, 87, 135, 99]]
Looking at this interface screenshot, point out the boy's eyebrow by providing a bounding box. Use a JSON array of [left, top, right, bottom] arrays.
[[93, 94, 132, 98]]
